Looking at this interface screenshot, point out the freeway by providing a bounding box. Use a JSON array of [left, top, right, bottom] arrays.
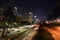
[[0, 27, 29, 40], [13, 28, 34, 40], [22, 30, 36, 40], [44, 26, 60, 40]]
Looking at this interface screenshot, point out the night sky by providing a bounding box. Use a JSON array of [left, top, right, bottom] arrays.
[[1, 0, 57, 20]]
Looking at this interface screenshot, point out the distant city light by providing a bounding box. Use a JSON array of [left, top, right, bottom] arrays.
[[14, 7, 17, 9], [29, 12, 32, 14], [45, 21, 49, 24], [57, 19, 60, 22], [36, 19, 39, 21], [34, 16, 36, 18], [20, 15, 22, 16], [53, 20, 56, 22], [56, 18, 60, 23]]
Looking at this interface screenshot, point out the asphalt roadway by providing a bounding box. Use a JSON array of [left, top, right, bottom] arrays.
[[44, 26, 60, 40]]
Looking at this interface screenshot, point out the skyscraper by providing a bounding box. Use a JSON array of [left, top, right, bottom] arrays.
[[26, 12, 33, 24]]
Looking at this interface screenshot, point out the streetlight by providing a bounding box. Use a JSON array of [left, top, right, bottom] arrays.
[[29, 12, 32, 14], [20, 15, 22, 17], [34, 16, 37, 24], [14, 7, 17, 9], [34, 16, 37, 18], [5, 21, 9, 36]]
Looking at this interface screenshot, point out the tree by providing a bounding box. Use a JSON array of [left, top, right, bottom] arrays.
[[3, 6, 16, 22], [21, 21, 29, 25], [1, 6, 15, 38], [47, 14, 53, 20], [53, 6, 60, 19]]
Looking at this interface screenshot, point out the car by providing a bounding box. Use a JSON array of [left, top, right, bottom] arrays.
[[34, 26, 38, 30]]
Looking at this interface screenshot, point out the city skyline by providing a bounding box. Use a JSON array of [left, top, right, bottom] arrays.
[[1, 0, 57, 20]]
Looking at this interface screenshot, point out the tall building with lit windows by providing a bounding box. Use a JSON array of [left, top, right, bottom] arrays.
[[26, 12, 33, 24]]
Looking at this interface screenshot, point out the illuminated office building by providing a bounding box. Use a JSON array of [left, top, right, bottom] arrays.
[[26, 12, 33, 24]]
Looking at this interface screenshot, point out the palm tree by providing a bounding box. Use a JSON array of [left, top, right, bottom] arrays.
[[1, 6, 15, 38]]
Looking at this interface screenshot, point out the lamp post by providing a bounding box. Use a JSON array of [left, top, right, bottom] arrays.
[[34, 15, 37, 24], [14, 7, 18, 16], [5, 21, 9, 36], [1, 17, 8, 38]]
